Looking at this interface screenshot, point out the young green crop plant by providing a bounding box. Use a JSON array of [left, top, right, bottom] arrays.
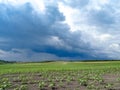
[[0, 78, 12, 90], [78, 78, 88, 86], [38, 81, 46, 90], [19, 85, 28, 90], [104, 83, 113, 90], [49, 82, 56, 90], [117, 77, 120, 82], [87, 84, 100, 90], [13, 87, 19, 90]]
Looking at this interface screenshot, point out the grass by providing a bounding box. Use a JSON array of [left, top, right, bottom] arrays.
[[0, 61, 120, 74]]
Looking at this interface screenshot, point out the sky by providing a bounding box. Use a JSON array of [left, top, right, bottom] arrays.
[[0, 0, 120, 61]]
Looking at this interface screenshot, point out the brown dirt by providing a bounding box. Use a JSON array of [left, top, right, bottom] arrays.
[[1, 72, 120, 90]]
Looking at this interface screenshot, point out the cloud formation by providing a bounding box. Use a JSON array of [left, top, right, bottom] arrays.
[[0, 0, 120, 61]]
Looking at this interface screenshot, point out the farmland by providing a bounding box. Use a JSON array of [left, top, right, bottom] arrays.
[[0, 61, 120, 90]]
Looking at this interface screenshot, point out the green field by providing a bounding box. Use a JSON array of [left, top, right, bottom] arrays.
[[0, 61, 120, 74], [1, 61, 120, 90]]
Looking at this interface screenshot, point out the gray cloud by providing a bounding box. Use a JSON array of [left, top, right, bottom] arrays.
[[62, 0, 89, 8], [0, 0, 120, 61]]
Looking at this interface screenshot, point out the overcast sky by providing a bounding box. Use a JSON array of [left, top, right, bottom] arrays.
[[0, 0, 120, 61]]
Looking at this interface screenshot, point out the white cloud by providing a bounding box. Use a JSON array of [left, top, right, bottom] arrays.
[[47, 36, 72, 50], [0, 0, 46, 13], [48, 36, 64, 47], [59, 2, 88, 32], [58, 0, 120, 59], [109, 44, 120, 52]]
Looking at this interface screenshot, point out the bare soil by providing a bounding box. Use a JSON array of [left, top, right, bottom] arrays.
[[1, 71, 120, 90]]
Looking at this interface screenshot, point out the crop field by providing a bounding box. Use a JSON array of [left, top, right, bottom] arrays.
[[0, 61, 120, 90]]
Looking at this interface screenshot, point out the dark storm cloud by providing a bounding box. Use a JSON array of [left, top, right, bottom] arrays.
[[0, 2, 64, 49], [0, 0, 120, 61], [0, 1, 95, 61]]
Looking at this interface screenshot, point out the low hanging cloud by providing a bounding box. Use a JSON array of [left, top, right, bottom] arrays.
[[0, 0, 120, 61]]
